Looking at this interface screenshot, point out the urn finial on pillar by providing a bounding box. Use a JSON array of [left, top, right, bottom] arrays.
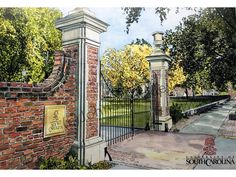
[[146, 31, 172, 131], [68, 7, 96, 17], [152, 31, 164, 55]]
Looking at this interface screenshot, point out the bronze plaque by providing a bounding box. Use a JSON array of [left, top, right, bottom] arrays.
[[44, 105, 66, 138]]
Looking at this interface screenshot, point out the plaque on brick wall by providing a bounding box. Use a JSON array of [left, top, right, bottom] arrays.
[[44, 105, 66, 138]]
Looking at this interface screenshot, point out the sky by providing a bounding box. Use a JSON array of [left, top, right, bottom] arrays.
[[60, 7, 197, 55], [1, 0, 234, 56]]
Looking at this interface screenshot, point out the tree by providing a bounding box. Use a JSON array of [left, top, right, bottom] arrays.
[[0, 8, 62, 83], [208, 8, 236, 90], [163, 14, 209, 96], [122, 7, 236, 92], [101, 44, 152, 94], [130, 38, 151, 47], [122, 7, 171, 34]]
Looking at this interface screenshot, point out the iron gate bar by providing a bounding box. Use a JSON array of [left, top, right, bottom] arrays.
[[131, 94, 134, 137], [99, 72, 155, 146]]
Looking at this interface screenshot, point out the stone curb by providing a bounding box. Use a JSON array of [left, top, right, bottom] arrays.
[[182, 98, 230, 117]]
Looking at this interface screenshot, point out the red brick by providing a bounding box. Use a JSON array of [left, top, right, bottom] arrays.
[[3, 127, 15, 134], [21, 131, 32, 136], [18, 107, 28, 112], [27, 144, 37, 149], [11, 113, 23, 118], [0, 144, 9, 151], [0, 102, 8, 107], [24, 112, 33, 117], [10, 82, 22, 87], [0, 161, 8, 169], [0, 82, 7, 87], [5, 107, 17, 113], [11, 143, 22, 148], [0, 155, 10, 161], [0, 113, 9, 118], [10, 139, 16, 143], [15, 101, 24, 107], [16, 137, 23, 142], [9, 132, 21, 138], [13, 152, 23, 158], [24, 149, 33, 155], [23, 141, 32, 146], [32, 120, 42, 125], [33, 146, 44, 152], [3, 149, 15, 155], [34, 112, 42, 115], [22, 83, 32, 87], [9, 158, 20, 168], [0, 44, 78, 169], [44, 101, 56, 105], [27, 135, 33, 139], [15, 146, 27, 152], [31, 106, 41, 111], [23, 155, 33, 164], [21, 121, 32, 126], [0, 119, 5, 124]]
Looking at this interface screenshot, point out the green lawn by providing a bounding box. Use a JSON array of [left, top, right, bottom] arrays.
[[100, 96, 228, 128], [101, 98, 150, 129], [170, 96, 228, 112]]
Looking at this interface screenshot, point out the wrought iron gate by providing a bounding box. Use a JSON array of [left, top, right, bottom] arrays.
[[99, 73, 152, 146]]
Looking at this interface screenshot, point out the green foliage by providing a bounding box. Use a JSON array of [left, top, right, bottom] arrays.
[[39, 156, 70, 169], [122, 7, 170, 34], [0, 8, 62, 83], [123, 7, 236, 92], [130, 38, 151, 47], [163, 8, 236, 93], [38, 156, 112, 170], [170, 103, 183, 124], [122, 7, 145, 34], [87, 161, 112, 169]]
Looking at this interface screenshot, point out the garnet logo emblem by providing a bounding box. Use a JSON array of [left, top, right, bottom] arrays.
[[203, 137, 217, 155]]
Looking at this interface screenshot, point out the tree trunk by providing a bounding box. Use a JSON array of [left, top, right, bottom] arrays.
[[192, 86, 195, 98], [185, 88, 189, 99]]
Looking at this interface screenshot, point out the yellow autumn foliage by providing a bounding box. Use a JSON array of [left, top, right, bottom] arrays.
[[101, 44, 152, 91], [168, 62, 186, 92]]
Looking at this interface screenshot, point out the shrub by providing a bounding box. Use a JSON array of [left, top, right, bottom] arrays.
[[38, 156, 80, 169], [38, 156, 112, 170], [87, 161, 112, 169], [170, 103, 183, 124]]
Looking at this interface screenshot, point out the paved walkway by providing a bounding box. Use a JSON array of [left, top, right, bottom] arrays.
[[180, 100, 235, 135], [109, 99, 236, 169], [108, 131, 209, 169]]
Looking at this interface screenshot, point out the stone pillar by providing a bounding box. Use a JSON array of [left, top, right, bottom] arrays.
[[146, 31, 172, 131], [56, 8, 109, 164]]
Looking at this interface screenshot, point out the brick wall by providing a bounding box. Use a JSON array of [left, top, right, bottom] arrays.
[[0, 49, 77, 169], [86, 45, 99, 139]]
